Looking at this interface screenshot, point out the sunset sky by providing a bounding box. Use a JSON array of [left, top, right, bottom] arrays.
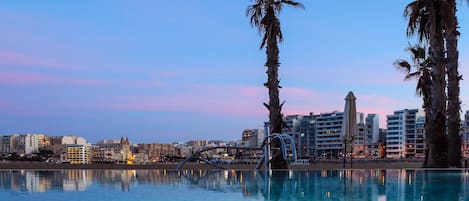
[[1, 1, 469, 143]]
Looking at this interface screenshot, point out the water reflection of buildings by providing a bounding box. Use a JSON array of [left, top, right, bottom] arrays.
[[0, 169, 469, 200], [0, 170, 93, 192]]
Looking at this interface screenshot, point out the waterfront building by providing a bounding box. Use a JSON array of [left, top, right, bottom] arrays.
[[43, 136, 88, 158], [366, 114, 380, 144], [61, 144, 92, 164], [186, 140, 208, 147], [135, 143, 180, 163], [241, 129, 264, 147], [352, 123, 367, 158], [386, 109, 425, 159], [316, 111, 364, 159], [0, 135, 17, 154], [14, 134, 46, 155], [462, 111, 469, 158], [281, 114, 316, 159], [173, 142, 192, 158], [92, 137, 133, 164], [316, 111, 345, 159]]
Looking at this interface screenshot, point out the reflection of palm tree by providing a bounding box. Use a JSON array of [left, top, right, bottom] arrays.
[[246, 0, 303, 169], [394, 44, 431, 165]]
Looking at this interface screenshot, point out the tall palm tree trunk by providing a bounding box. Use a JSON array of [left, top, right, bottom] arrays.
[[264, 6, 288, 169], [445, 0, 462, 167], [427, 0, 448, 167], [422, 72, 432, 167]]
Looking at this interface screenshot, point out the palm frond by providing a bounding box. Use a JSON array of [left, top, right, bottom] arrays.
[[408, 45, 426, 60], [394, 60, 412, 73], [404, 0, 429, 41], [246, 1, 264, 32], [280, 0, 304, 8], [405, 71, 421, 81]]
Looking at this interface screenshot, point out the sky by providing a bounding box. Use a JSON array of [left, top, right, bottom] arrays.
[[1, 0, 469, 144]]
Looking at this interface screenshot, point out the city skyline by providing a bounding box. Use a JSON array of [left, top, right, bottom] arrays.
[[1, 1, 469, 143]]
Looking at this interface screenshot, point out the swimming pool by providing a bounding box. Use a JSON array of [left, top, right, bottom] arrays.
[[0, 169, 467, 201]]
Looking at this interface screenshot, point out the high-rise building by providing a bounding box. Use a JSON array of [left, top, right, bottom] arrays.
[[366, 114, 380, 144], [316, 111, 344, 159], [267, 111, 371, 159], [386, 109, 425, 159], [281, 113, 316, 159]]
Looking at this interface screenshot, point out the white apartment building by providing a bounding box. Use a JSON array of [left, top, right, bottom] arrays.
[[15, 134, 46, 155], [366, 114, 380, 144], [61, 136, 87, 145], [61, 144, 92, 164], [316, 111, 344, 159], [241, 129, 264, 147], [386, 109, 425, 159]]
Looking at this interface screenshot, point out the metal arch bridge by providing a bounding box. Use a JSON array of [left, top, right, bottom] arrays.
[[176, 133, 297, 171]]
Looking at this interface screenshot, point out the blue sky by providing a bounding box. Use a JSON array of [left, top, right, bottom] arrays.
[[1, 0, 469, 143]]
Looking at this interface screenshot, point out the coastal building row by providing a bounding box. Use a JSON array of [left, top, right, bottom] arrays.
[[0, 134, 87, 156], [0, 134, 183, 164], [259, 111, 382, 159], [252, 108, 452, 159]]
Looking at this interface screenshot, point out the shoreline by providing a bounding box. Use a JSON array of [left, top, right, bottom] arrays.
[[0, 160, 427, 170]]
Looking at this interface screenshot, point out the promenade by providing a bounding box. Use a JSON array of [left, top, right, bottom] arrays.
[[0, 160, 424, 170]]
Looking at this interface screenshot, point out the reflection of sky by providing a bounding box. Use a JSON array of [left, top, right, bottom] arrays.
[[0, 170, 469, 200]]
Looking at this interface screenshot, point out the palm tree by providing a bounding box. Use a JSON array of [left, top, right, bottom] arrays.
[[405, 0, 448, 167], [394, 44, 432, 166], [246, 0, 303, 169], [442, 0, 462, 167]]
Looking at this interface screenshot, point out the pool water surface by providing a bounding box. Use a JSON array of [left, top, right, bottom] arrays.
[[0, 169, 468, 201]]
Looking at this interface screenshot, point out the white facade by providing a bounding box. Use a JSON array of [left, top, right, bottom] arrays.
[[366, 114, 380, 144], [386, 109, 424, 159], [244, 129, 264, 147], [15, 134, 46, 155], [316, 111, 344, 159], [62, 136, 87, 145], [61, 144, 92, 164]]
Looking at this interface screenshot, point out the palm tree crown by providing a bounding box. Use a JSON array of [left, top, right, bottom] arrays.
[[247, 0, 304, 49]]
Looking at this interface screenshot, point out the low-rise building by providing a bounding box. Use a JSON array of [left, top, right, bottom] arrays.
[[135, 143, 180, 163], [92, 137, 133, 164]]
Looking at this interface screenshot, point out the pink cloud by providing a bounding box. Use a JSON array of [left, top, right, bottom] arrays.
[[359, 94, 405, 105], [72, 95, 265, 116], [0, 50, 73, 70], [285, 65, 406, 85], [0, 72, 106, 86], [126, 80, 163, 87], [57, 83, 420, 126], [238, 86, 264, 97]]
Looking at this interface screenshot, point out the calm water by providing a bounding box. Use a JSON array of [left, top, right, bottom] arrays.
[[0, 169, 468, 201]]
